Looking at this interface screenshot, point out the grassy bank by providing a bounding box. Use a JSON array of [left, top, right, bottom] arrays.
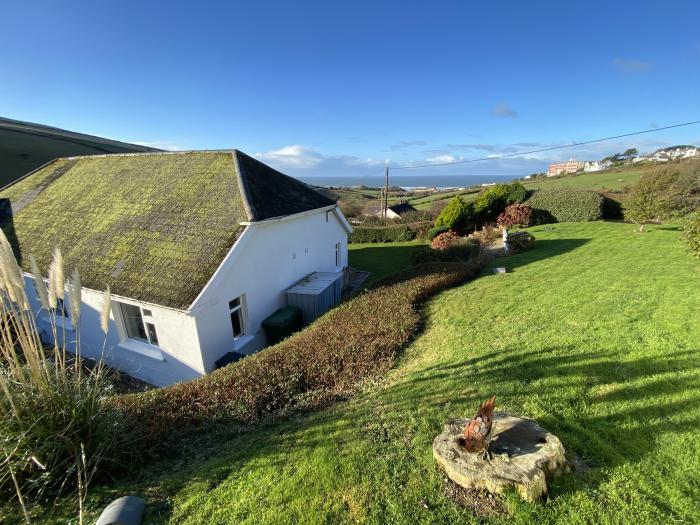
[[18, 221, 700, 524]]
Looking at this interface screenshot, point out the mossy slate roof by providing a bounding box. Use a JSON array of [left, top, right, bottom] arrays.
[[0, 150, 335, 309]]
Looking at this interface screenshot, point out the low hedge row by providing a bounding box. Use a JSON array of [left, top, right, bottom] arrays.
[[112, 262, 481, 442], [349, 221, 432, 243], [526, 189, 604, 223]]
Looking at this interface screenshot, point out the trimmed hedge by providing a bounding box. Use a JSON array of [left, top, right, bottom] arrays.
[[349, 221, 433, 243], [526, 189, 604, 223], [112, 262, 481, 442], [349, 224, 414, 243], [427, 225, 450, 240]]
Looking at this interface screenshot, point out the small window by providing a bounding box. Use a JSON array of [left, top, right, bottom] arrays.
[[120, 303, 159, 346], [229, 296, 245, 339], [54, 298, 68, 318], [335, 242, 341, 267]]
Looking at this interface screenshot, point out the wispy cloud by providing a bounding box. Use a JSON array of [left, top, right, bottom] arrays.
[[387, 139, 429, 151], [613, 58, 651, 73], [254, 144, 386, 175], [425, 154, 464, 164], [491, 103, 518, 118]]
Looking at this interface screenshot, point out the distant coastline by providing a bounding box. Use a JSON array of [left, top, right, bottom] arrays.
[[299, 174, 518, 190]]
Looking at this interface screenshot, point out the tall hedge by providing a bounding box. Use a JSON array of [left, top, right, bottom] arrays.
[[682, 211, 700, 258], [526, 189, 604, 223], [111, 262, 481, 443]]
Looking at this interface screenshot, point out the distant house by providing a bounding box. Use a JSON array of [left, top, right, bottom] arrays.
[[547, 158, 584, 177], [0, 116, 157, 187], [0, 150, 352, 386], [378, 202, 417, 219], [583, 160, 611, 172]]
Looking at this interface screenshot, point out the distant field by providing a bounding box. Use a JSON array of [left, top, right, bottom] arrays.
[[324, 163, 665, 215], [522, 168, 647, 192]]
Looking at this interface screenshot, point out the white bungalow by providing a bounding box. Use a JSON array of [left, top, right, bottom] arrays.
[[0, 150, 352, 386]]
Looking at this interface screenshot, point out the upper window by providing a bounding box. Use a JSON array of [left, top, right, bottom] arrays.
[[229, 296, 245, 339], [120, 303, 159, 346]]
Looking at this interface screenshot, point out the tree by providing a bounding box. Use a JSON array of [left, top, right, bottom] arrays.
[[622, 148, 639, 162]]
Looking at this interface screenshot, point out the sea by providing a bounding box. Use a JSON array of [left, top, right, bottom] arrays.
[[298, 174, 519, 190]]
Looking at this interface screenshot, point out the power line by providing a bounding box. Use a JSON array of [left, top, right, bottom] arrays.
[[387, 119, 700, 170]]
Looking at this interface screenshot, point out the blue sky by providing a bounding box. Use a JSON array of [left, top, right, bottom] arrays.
[[2, 0, 700, 178]]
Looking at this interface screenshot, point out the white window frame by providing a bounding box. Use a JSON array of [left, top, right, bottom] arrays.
[[119, 302, 160, 347], [335, 242, 341, 267], [229, 295, 246, 340]]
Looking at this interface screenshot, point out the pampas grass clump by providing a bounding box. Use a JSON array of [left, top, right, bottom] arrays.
[[0, 231, 124, 524]]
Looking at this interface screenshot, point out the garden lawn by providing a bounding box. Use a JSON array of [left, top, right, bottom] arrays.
[[23, 222, 700, 524], [349, 240, 427, 287]]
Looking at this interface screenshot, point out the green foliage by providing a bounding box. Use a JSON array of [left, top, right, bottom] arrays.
[[526, 188, 604, 223], [410, 238, 478, 265], [434, 196, 472, 231], [624, 166, 700, 227], [473, 182, 527, 222], [682, 211, 700, 258], [506, 181, 528, 203], [112, 263, 482, 443], [348, 225, 415, 243], [427, 225, 450, 240]]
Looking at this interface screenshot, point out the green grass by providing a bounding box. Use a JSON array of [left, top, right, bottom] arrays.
[[522, 168, 646, 191], [18, 222, 700, 524], [348, 240, 428, 287]]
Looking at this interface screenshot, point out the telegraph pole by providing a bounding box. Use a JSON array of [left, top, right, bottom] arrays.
[[384, 166, 389, 218]]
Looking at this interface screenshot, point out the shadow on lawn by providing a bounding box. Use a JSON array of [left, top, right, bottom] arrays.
[[385, 345, 700, 473], [501, 238, 590, 272]]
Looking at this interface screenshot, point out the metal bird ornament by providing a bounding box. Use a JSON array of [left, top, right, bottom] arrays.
[[462, 395, 497, 460]]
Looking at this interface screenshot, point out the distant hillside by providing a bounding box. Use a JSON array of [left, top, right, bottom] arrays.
[[0, 117, 159, 187]]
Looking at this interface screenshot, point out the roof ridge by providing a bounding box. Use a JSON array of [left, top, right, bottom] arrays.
[[232, 150, 256, 221]]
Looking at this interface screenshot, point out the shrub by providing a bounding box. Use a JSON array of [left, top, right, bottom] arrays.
[[473, 182, 527, 223], [410, 239, 478, 265], [112, 262, 483, 443], [435, 196, 473, 232], [682, 211, 700, 258], [470, 224, 502, 245], [506, 182, 528, 204], [624, 166, 700, 230], [507, 231, 536, 252], [431, 230, 461, 250], [497, 203, 534, 228], [526, 189, 604, 223], [349, 225, 415, 243], [0, 234, 122, 522], [427, 225, 450, 240]]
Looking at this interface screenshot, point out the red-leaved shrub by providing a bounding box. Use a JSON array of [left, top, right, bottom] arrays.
[[497, 203, 534, 228], [431, 230, 461, 250]]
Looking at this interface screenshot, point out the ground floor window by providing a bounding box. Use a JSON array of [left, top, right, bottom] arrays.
[[229, 296, 245, 339], [120, 302, 159, 346], [335, 242, 341, 266]]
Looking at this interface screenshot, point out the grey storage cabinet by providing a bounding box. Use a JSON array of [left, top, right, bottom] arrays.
[[286, 271, 344, 325]]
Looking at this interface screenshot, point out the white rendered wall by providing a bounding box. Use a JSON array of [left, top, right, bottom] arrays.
[[24, 276, 205, 387], [191, 207, 349, 372]]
